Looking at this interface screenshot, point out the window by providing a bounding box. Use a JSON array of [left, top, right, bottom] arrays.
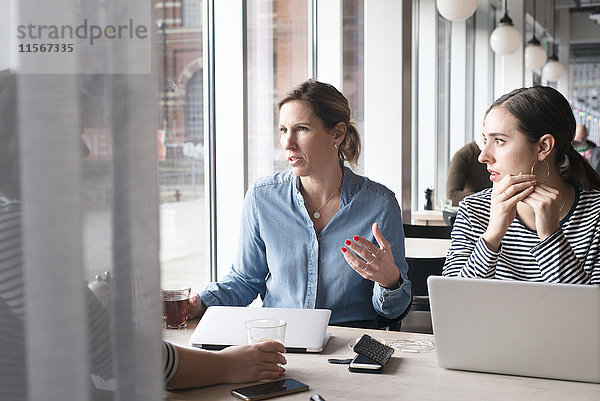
[[246, 0, 309, 186], [185, 71, 204, 139], [182, 0, 202, 26], [342, 0, 364, 173], [435, 14, 451, 208], [156, 0, 207, 293]]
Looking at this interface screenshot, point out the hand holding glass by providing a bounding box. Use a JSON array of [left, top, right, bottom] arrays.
[[161, 286, 191, 329]]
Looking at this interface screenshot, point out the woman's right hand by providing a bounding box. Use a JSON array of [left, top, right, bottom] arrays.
[[482, 173, 536, 252], [218, 341, 287, 383], [187, 294, 207, 320]]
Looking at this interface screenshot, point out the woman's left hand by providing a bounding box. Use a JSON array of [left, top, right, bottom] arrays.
[[520, 183, 562, 240], [341, 222, 401, 289]]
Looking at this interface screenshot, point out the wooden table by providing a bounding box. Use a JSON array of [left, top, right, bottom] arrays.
[[163, 322, 599, 401], [411, 210, 446, 226], [404, 238, 450, 258]]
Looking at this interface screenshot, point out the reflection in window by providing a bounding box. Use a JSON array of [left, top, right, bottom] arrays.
[[156, 0, 207, 293], [185, 71, 204, 140], [247, 0, 309, 186], [182, 0, 202, 27], [343, 0, 364, 173]]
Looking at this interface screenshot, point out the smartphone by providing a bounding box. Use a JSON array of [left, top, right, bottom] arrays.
[[348, 354, 384, 374], [231, 378, 309, 401]]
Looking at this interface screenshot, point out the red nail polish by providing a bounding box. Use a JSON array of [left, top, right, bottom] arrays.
[[345, 239, 351, 246], [353, 235, 359, 241], [279, 372, 283, 377], [341, 247, 347, 253]]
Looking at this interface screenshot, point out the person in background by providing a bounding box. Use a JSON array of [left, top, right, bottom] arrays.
[[589, 145, 600, 175], [189, 79, 412, 328], [446, 139, 492, 206], [0, 70, 285, 401], [571, 123, 596, 161], [443, 85, 600, 285]]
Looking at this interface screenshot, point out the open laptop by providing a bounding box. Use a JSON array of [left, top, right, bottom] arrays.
[[189, 306, 332, 353], [428, 276, 600, 383]]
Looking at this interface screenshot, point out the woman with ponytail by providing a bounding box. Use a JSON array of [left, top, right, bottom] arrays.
[[444, 85, 600, 284], [189, 79, 411, 327]]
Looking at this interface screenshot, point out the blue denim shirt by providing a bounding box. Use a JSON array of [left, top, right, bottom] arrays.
[[200, 166, 412, 325]]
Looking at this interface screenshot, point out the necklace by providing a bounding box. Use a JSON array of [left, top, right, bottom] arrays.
[[304, 179, 342, 219], [558, 188, 569, 216]]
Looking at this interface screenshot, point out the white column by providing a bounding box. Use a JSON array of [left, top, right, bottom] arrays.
[[415, 0, 438, 211], [450, 20, 468, 156], [364, 0, 406, 206], [315, 0, 342, 89], [473, 0, 495, 130], [213, 0, 246, 278]]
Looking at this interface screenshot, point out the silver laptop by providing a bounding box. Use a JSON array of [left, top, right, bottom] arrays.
[[428, 276, 600, 383], [189, 306, 332, 353]]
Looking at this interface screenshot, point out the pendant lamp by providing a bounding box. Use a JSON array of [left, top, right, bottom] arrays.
[[542, 0, 564, 81], [524, 0, 547, 70], [437, 0, 477, 22], [490, 0, 523, 55]]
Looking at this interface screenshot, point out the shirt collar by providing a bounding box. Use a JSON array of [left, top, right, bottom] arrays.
[[292, 164, 358, 208]]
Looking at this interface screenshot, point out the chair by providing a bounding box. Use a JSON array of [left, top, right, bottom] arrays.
[[442, 208, 458, 227], [400, 224, 451, 334]]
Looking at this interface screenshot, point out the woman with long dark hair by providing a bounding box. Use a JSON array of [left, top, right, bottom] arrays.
[[444, 85, 600, 284]]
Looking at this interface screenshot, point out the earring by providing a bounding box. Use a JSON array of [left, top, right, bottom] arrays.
[[334, 144, 338, 149], [530, 160, 550, 185]]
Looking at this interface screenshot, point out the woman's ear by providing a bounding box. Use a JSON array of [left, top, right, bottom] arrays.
[[538, 134, 555, 161], [332, 121, 346, 144]]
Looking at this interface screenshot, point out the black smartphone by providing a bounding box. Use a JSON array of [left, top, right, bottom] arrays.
[[348, 354, 384, 374], [231, 378, 309, 400]]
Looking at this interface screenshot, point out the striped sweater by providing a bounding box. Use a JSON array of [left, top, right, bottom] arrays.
[[443, 187, 600, 284], [0, 195, 178, 400]]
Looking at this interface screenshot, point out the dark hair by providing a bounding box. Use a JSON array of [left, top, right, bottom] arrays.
[[486, 85, 600, 190], [278, 79, 361, 166], [0, 70, 19, 199]]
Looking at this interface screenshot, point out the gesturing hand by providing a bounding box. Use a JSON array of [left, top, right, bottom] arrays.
[[341, 222, 401, 289], [483, 173, 536, 252]]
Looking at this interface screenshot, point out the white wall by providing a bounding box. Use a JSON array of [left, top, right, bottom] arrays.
[[364, 0, 407, 204], [213, 0, 245, 278]]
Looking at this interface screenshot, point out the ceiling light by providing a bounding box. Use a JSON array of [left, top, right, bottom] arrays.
[[436, 0, 477, 21], [542, 0, 564, 81], [524, 0, 547, 70], [542, 55, 564, 82], [490, 0, 523, 55]]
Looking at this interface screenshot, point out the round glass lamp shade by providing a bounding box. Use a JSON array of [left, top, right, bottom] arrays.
[[437, 0, 477, 21], [490, 23, 522, 55], [524, 42, 547, 70], [542, 57, 564, 81]]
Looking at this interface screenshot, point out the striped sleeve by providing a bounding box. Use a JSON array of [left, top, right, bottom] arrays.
[[162, 340, 179, 383], [443, 190, 498, 278]]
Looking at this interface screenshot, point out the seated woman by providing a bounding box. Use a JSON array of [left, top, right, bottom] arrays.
[[0, 70, 285, 398], [189, 80, 412, 327], [443, 85, 600, 285]]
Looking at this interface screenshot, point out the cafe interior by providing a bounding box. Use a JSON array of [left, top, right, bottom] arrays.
[[2, 0, 600, 399]]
